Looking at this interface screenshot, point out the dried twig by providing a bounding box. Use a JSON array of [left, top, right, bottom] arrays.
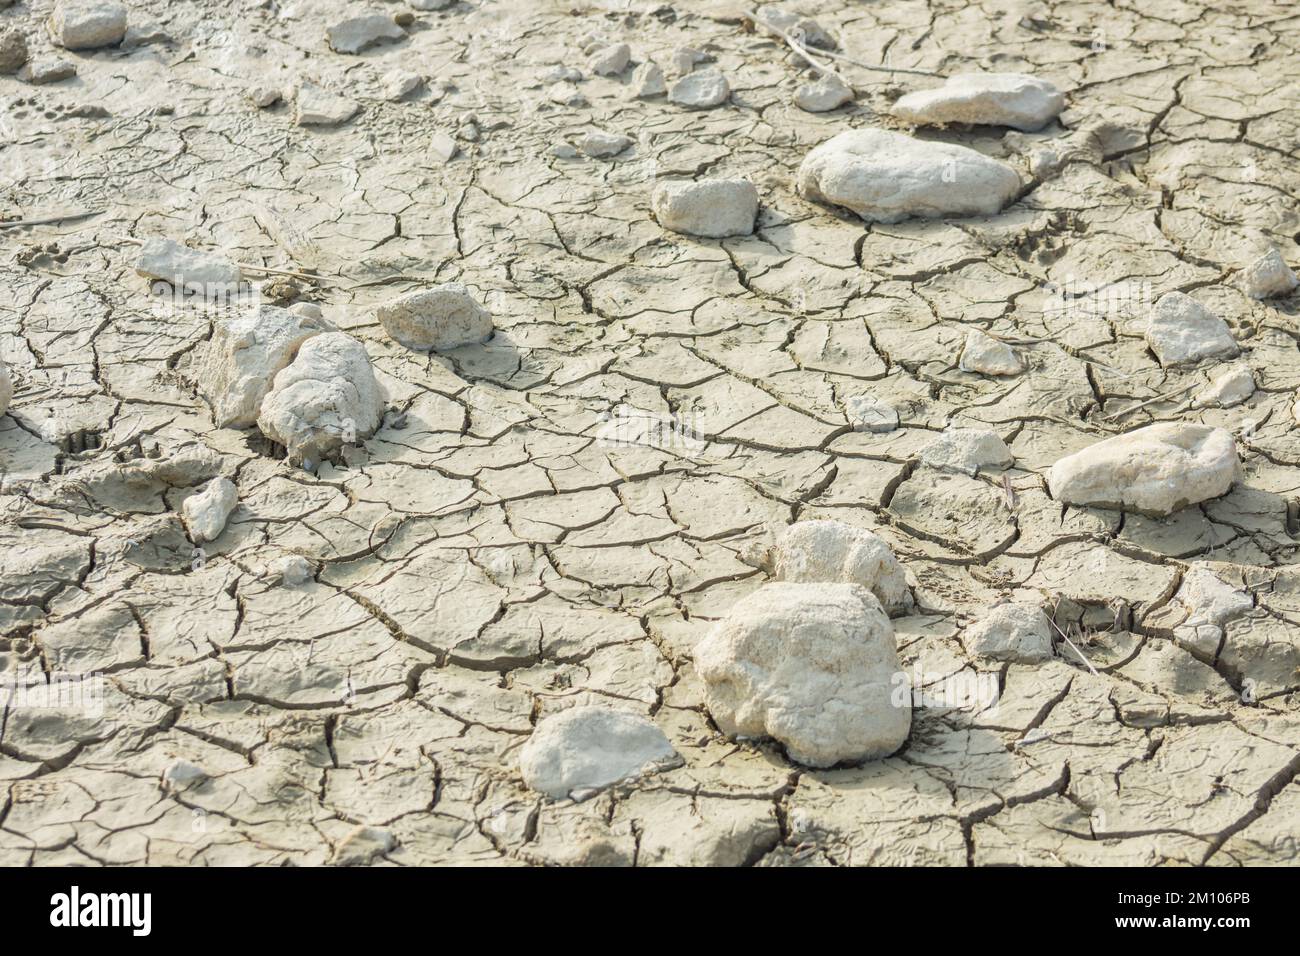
[[0, 209, 102, 228], [1048, 597, 1099, 676], [743, 7, 947, 78], [1097, 381, 1197, 422], [112, 235, 329, 284]]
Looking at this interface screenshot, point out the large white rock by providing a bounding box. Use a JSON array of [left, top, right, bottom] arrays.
[[196, 304, 330, 428], [1238, 247, 1298, 300], [1145, 292, 1238, 367], [1046, 423, 1239, 517], [326, 14, 404, 54], [798, 129, 1021, 223], [257, 332, 385, 467], [374, 284, 493, 351], [50, 1, 127, 50], [0, 359, 12, 417], [135, 238, 243, 293], [182, 477, 238, 544], [771, 520, 908, 612], [518, 706, 680, 799], [652, 178, 757, 238], [964, 602, 1054, 663], [920, 427, 1014, 476], [959, 328, 1021, 375], [695, 582, 910, 768], [892, 73, 1065, 131]]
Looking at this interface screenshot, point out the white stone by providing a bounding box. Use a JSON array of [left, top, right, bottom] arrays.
[[429, 131, 458, 163], [920, 427, 1014, 475], [0, 359, 12, 417], [771, 519, 908, 612], [275, 554, 315, 587], [798, 129, 1022, 223], [295, 82, 360, 126], [1046, 423, 1239, 517], [794, 73, 853, 112], [1192, 367, 1255, 409], [382, 70, 423, 101], [695, 582, 910, 768], [668, 69, 729, 109], [257, 333, 386, 467], [671, 46, 711, 74], [0, 25, 26, 74], [631, 61, 666, 98], [18, 58, 77, 85], [546, 81, 587, 107], [50, 1, 127, 50], [135, 238, 243, 293], [248, 85, 282, 108], [375, 283, 493, 351], [588, 42, 630, 76], [1168, 566, 1253, 659], [964, 602, 1054, 663], [331, 825, 396, 865], [1238, 248, 1298, 300], [519, 706, 680, 799], [196, 304, 331, 428], [652, 178, 757, 238], [580, 129, 632, 158], [1145, 292, 1238, 367], [893, 73, 1065, 132], [161, 759, 207, 789], [326, 14, 404, 55], [959, 328, 1022, 375], [182, 477, 239, 544], [845, 394, 898, 432]]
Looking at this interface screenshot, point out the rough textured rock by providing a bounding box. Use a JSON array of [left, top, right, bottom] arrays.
[[588, 42, 630, 77], [1192, 367, 1255, 409], [296, 81, 360, 126], [579, 129, 632, 158], [18, 57, 77, 84], [0, 25, 28, 73], [519, 706, 680, 799], [771, 519, 908, 612], [326, 14, 404, 55], [195, 304, 330, 428], [1047, 423, 1239, 517], [1145, 292, 1238, 367], [920, 427, 1014, 475], [49, 1, 127, 50], [845, 394, 898, 432], [374, 284, 493, 350], [182, 477, 239, 543], [1238, 247, 1298, 300], [959, 328, 1021, 375], [631, 61, 666, 98], [651, 178, 757, 238], [134, 238, 243, 292], [892, 73, 1066, 131], [257, 332, 386, 467], [964, 602, 1054, 663], [795, 73, 853, 112], [668, 68, 729, 109], [798, 129, 1022, 223], [695, 582, 910, 768]]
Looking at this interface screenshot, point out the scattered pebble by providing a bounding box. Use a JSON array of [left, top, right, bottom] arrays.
[[543, 65, 582, 84], [798, 129, 1022, 223], [182, 477, 239, 543], [1238, 247, 1298, 300], [771, 519, 908, 612], [892, 72, 1066, 132], [546, 81, 588, 107], [588, 42, 630, 76], [518, 706, 680, 799], [382, 70, 424, 101], [295, 81, 360, 126], [630, 61, 666, 98], [651, 178, 758, 238], [959, 328, 1022, 376], [257, 333, 386, 467], [429, 130, 458, 163], [668, 68, 729, 109], [248, 85, 283, 109], [49, 0, 128, 50], [1144, 292, 1238, 367], [845, 394, 898, 433], [1046, 422, 1239, 517], [375, 283, 493, 351], [579, 129, 632, 158], [695, 582, 910, 768], [794, 73, 853, 112], [326, 14, 405, 55], [1192, 367, 1255, 409], [964, 602, 1054, 663], [920, 427, 1014, 476]]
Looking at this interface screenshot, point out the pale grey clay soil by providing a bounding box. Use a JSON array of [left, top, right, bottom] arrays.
[[1, 0, 1299, 866]]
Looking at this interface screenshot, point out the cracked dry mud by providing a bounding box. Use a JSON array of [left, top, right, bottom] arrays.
[[1, 0, 1298, 868]]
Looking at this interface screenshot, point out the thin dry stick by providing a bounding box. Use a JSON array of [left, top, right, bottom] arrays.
[[743, 8, 846, 82], [1048, 598, 1099, 676], [1098, 381, 1196, 422], [111, 235, 329, 284], [0, 209, 101, 228], [743, 8, 947, 78]]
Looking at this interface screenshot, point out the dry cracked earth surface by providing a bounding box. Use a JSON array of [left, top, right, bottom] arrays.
[[1, 0, 1299, 867]]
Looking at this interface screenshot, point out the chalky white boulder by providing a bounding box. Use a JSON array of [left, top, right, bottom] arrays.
[[795, 74, 853, 112], [196, 304, 330, 428], [959, 328, 1021, 375], [257, 333, 385, 467], [1238, 248, 1298, 300], [964, 602, 1054, 663], [1046, 423, 1239, 517], [182, 477, 239, 544], [652, 179, 757, 238], [798, 129, 1021, 223], [695, 582, 910, 768], [1144, 292, 1238, 367], [892, 73, 1065, 131], [771, 519, 907, 612], [519, 706, 680, 799], [375, 284, 493, 351], [1192, 367, 1255, 409]]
